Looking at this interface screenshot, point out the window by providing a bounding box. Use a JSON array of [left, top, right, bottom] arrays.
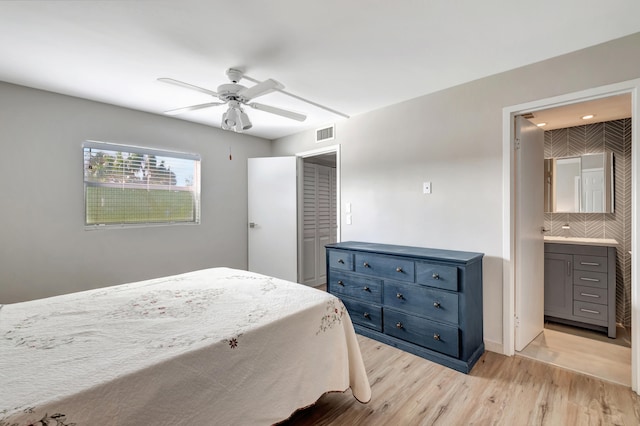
[[83, 141, 201, 227]]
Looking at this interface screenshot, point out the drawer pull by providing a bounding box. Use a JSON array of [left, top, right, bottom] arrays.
[[363, 312, 371, 319], [396, 267, 403, 273], [432, 273, 440, 280], [581, 261, 600, 266], [337, 259, 345, 264], [580, 308, 601, 314], [337, 280, 344, 286], [363, 286, 370, 292], [433, 333, 441, 341], [396, 293, 404, 300], [363, 262, 370, 268], [433, 301, 441, 309], [580, 292, 600, 298], [580, 277, 600, 282], [396, 322, 403, 329]]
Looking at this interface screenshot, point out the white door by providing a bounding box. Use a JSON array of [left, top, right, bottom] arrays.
[[301, 163, 337, 286], [248, 157, 298, 282], [515, 116, 545, 351]]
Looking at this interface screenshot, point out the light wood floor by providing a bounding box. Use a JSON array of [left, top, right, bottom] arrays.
[[518, 324, 631, 386], [281, 334, 640, 425]]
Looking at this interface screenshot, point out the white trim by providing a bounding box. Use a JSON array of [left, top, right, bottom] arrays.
[[502, 79, 640, 392]]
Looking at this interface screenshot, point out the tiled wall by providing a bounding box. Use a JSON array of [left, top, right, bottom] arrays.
[[544, 118, 632, 327]]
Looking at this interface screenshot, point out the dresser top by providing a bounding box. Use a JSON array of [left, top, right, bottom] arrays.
[[326, 241, 484, 264]]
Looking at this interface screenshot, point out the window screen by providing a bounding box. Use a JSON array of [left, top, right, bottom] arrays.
[[83, 141, 201, 227]]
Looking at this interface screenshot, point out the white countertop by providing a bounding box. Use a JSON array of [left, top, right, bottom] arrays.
[[544, 236, 618, 247]]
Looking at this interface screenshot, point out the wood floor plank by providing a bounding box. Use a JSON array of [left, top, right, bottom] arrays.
[[281, 335, 640, 425]]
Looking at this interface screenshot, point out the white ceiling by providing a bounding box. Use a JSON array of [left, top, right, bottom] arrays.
[[1, 1, 640, 140]]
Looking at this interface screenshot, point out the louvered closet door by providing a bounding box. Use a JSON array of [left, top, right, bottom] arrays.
[[301, 164, 337, 286]]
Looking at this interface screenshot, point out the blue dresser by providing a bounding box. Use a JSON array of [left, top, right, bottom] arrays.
[[326, 241, 484, 373]]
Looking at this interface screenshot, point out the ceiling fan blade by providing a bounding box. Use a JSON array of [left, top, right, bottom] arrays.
[[248, 102, 307, 122], [158, 78, 218, 97], [164, 102, 225, 116], [239, 79, 284, 101]]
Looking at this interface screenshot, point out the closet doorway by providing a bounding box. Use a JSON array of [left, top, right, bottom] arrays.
[[297, 147, 339, 287]]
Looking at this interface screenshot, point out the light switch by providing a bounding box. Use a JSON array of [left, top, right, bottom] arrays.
[[346, 202, 351, 213], [346, 214, 352, 225], [423, 181, 432, 194]]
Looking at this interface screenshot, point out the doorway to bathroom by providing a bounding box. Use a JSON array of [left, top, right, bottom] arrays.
[[503, 79, 639, 390]]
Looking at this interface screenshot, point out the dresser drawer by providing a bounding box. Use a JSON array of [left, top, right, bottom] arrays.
[[384, 309, 459, 357], [573, 301, 607, 323], [574, 255, 607, 273], [341, 297, 382, 332], [384, 281, 459, 325], [355, 253, 414, 282], [574, 285, 607, 305], [328, 250, 354, 271], [416, 262, 458, 291], [329, 271, 383, 303], [573, 270, 608, 289]]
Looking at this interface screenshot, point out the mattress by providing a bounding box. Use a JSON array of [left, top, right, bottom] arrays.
[[0, 267, 371, 425]]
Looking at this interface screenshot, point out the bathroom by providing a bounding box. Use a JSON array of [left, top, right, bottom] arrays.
[[520, 94, 632, 385]]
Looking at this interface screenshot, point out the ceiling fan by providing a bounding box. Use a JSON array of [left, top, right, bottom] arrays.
[[158, 68, 308, 133]]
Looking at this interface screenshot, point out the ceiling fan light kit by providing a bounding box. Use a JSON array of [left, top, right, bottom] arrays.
[[159, 68, 348, 133]]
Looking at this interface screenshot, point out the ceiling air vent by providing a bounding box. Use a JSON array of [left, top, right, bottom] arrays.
[[522, 113, 535, 119], [316, 124, 335, 143]]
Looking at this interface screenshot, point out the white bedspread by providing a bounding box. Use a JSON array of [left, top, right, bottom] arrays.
[[0, 267, 371, 425]]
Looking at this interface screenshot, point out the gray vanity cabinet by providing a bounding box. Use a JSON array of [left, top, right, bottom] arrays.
[[544, 243, 616, 338], [544, 252, 573, 318]]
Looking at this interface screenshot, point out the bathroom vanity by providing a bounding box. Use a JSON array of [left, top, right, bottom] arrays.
[[544, 237, 617, 338]]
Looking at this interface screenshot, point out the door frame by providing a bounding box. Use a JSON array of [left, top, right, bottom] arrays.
[[295, 144, 341, 283], [501, 79, 640, 392]]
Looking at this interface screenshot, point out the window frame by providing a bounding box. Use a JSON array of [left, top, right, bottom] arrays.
[[83, 140, 201, 229]]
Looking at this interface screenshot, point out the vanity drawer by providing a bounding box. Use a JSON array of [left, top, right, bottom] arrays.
[[328, 250, 354, 271], [416, 262, 458, 291], [573, 301, 607, 323], [341, 297, 382, 332], [384, 281, 459, 325], [574, 255, 608, 273], [329, 271, 382, 303], [355, 253, 414, 282], [384, 309, 459, 357], [574, 285, 607, 305], [573, 270, 608, 289]]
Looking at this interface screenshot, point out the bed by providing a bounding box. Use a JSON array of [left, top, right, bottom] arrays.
[[0, 267, 371, 425]]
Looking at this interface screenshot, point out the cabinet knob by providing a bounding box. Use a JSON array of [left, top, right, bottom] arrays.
[[433, 333, 441, 341], [396, 267, 403, 273], [432, 273, 440, 280], [363, 312, 371, 319], [433, 301, 441, 309], [338, 259, 345, 264], [363, 262, 370, 268], [396, 293, 404, 299], [337, 280, 344, 286], [396, 322, 403, 329], [363, 286, 370, 292]]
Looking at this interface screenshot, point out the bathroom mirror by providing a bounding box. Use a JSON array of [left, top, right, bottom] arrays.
[[544, 151, 614, 213]]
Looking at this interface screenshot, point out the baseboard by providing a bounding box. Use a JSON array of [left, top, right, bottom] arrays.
[[483, 339, 504, 354]]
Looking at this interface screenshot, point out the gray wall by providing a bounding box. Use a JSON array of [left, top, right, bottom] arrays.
[[0, 82, 271, 303], [272, 32, 640, 349], [544, 118, 632, 326]]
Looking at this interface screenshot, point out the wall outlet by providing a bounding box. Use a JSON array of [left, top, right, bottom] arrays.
[[423, 181, 432, 194]]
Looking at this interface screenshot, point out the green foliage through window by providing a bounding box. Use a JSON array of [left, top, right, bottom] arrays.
[[83, 141, 201, 227]]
